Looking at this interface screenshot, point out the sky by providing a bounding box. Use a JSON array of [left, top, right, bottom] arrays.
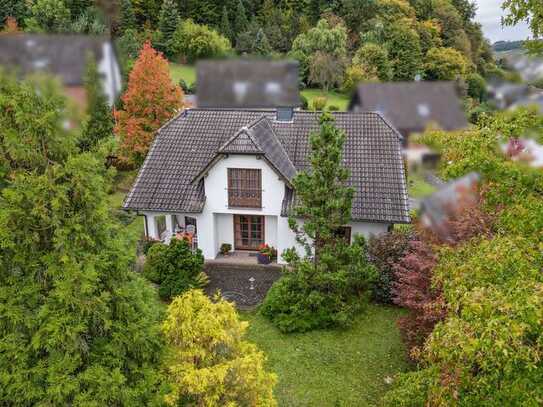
[[476, 0, 531, 43]]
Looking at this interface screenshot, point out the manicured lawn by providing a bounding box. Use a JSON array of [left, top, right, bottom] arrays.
[[301, 89, 351, 111], [408, 172, 437, 199], [170, 63, 197, 85], [241, 305, 409, 406]]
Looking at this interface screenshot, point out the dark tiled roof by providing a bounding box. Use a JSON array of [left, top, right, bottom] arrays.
[[196, 60, 300, 108], [124, 109, 410, 223], [0, 34, 109, 86], [350, 82, 468, 134], [218, 128, 263, 154]]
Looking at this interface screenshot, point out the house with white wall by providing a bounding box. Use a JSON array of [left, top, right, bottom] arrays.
[[123, 108, 410, 264]]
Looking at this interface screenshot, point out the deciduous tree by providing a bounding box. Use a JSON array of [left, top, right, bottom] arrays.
[[115, 42, 183, 166]]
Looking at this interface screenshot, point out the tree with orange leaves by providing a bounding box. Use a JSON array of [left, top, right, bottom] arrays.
[[115, 41, 183, 166], [1, 16, 20, 34]]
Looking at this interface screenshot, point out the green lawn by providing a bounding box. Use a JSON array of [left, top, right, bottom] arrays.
[[170, 63, 197, 85], [408, 172, 437, 199], [242, 305, 409, 406], [301, 89, 351, 111]]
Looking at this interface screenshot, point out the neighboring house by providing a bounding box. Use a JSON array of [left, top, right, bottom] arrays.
[[420, 172, 480, 241], [349, 82, 468, 146], [0, 34, 122, 108], [196, 59, 300, 109], [123, 108, 410, 264], [487, 81, 531, 110]]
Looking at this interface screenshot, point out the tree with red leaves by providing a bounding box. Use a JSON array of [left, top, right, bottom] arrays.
[[392, 238, 445, 360], [115, 41, 183, 166], [392, 195, 494, 361]]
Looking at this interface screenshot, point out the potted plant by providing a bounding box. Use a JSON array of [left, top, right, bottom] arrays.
[[220, 243, 232, 256], [257, 244, 277, 265]]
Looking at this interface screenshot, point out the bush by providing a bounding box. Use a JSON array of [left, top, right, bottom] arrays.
[[311, 96, 327, 111], [170, 19, 232, 63], [368, 230, 412, 304], [300, 94, 309, 109], [162, 290, 277, 406], [143, 238, 208, 300], [220, 243, 232, 255], [178, 78, 190, 94], [328, 105, 339, 111], [142, 236, 161, 255], [261, 237, 376, 333]]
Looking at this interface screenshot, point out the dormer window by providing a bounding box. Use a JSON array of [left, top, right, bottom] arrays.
[[227, 168, 262, 208]]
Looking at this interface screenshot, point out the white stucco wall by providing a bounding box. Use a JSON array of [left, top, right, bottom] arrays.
[[141, 155, 394, 264]]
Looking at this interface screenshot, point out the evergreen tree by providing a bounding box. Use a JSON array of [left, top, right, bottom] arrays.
[[253, 27, 272, 55], [219, 5, 233, 42], [79, 53, 114, 152], [289, 112, 354, 257], [233, 0, 249, 37], [158, 0, 180, 55], [261, 113, 376, 333], [162, 290, 277, 406], [0, 73, 163, 405], [0, 0, 29, 28], [119, 0, 137, 33], [65, 0, 92, 18], [25, 0, 71, 32]]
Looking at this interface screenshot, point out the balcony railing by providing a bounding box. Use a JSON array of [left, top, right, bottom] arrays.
[[228, 188, 262, 208]]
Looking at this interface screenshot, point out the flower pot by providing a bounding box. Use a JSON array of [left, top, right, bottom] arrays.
[[257, 252, 271, 265]]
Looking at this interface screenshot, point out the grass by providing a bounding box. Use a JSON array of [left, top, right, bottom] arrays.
[[241, 305, 409, 406], [301, 89, 351, 111], [408, 172, 437, 199], [170, 63, 197, 86], [168, 63, 351, 111]]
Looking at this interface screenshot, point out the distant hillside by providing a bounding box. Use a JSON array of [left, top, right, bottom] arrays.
[[493, 40, 524, 52]]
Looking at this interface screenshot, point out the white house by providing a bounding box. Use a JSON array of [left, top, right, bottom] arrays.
[[123, 108, 410, 264]]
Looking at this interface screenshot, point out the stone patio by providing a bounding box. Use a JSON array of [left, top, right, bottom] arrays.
[[204, 260, 283, 309]]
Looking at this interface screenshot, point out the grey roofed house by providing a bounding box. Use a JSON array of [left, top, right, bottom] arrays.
[[0, 34, 122, 105], [196, 60, 301, 108], [123, 108, 411, 224], [349, 82, 468, 144], [420, 172, 480, 240]]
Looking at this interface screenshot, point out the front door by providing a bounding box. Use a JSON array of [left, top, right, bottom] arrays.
[[234, 215, 265, 250]]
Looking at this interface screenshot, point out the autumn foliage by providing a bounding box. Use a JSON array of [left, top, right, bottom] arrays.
[[115, 41, 183, 166], [1, 17, 20, 34], [392, 196, 494, 361]]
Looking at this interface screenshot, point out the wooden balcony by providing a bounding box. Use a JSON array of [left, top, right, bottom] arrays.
[[228, 188, 262, 208]]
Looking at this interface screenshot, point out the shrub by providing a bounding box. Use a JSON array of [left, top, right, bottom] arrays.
[[142, 236, 161, 255], [143, 238, 207, 300], [342, 64, 378, 93], [328, 104, 339, 111], [261, 237, 376, 333], [162, 290, 277, 406], [300, 93, 309, 109], [368, 230, 412, 304], [220, 243, 232, 255], [311, 96, 327, 111], [170, 19, 232, 63], [392, 238, 445, 360]]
